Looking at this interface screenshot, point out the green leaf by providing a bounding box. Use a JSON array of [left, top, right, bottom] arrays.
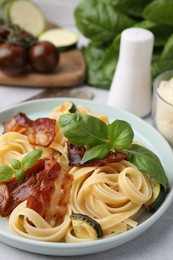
[[15, 168, 25, 183], [81, 144, 110, 164], [11, 159, 21, 170], [143, 0, 173, 26], [133, 20, 173, 47], [126, 144, 169, 191], [108, 120, 134, 150], [59, 114, 108, 146], [102, 44, 118, 81], [82, 43, 117, 89], [114, 0, 153, 18], [161, 33, 173, 59], [0, 165, 14, 182], [22, 149, 43, 170], [152, 56, 173, 79], [74, 0, 136, 45]]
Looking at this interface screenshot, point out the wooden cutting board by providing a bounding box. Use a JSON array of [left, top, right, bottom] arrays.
[[0, 48, 86, 88]]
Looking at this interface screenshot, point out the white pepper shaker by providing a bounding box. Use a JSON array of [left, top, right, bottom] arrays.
[[107, 28, 154, 117]]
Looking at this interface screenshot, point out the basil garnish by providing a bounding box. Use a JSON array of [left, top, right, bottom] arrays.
[[59, 114, 169, 191], [108, 120, 134, 150], [0, 166, 15, 182], [59, 114, 108, 146], [0, 149, 43, 183], [22, 149, 43, 170], [126, 144, 169, 191], [81, 144, 110, 164]]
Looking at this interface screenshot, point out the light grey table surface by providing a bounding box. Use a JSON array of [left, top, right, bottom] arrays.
[[0, 1, 173, 259]]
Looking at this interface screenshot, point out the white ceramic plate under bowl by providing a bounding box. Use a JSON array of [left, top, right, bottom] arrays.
[[0, 98, 173, 256]]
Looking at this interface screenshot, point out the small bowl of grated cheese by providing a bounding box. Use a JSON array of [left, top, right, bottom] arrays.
[[152, 70, 173, 146]]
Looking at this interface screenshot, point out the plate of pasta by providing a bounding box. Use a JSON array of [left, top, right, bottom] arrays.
[[0, 97, 173, 256]]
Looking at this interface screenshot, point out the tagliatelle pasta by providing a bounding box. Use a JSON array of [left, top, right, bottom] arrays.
[[0, 132, 34, 165], [0, 102, 154, 242], [68, 161, 151, 239], [9, 201, 72, 242]]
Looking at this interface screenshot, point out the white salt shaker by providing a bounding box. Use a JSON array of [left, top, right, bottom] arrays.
[[107, 28, 154, 117]]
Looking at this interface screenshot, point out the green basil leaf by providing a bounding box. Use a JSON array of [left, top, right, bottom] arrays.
[[115, 0, 152, 18], [81, 144, 110, 164], [11, 159, 21, 170], [22, 149, 43, 170], [74, 0, 135, 45], [126, 144, 169, 191], [0, 166, 14, 182], [82, 43, 118, 89], [161, 33, 173, 59], [108, 120, 134, 150], [143, 0, 173, 26], [15, 168, 25, 183], [59, 114, 108, 146], [133, 20, 173, 47]]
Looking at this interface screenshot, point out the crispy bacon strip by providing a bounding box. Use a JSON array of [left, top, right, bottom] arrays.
[[3, 112, 56, 147], [67, 142, 127, 166], [27, 156, 73, 226], [0, 156, 73, 226]]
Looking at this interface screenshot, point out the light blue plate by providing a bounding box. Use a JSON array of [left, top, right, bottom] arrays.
[[0, 98, 173, 256]]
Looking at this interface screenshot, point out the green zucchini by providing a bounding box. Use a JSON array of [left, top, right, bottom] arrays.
[[8, 0, 45, 36], [145, 180, 166, 212], [70, 213, 103, 239], [0, 0, 12, 20], [39, 28, 79, 51], [56, 102, 77, 114]]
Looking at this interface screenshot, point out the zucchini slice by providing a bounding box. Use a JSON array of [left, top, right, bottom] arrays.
[[39, 28, 79, 51], [0, 0, 11, 20], [55, 102, 77, 114], [145, 180, 166, 212], [70, 213, 103, 239], [9, 0, 45, 36]]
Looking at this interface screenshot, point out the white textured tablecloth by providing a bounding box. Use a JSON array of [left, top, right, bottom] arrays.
[[0, 1, 173, 260]]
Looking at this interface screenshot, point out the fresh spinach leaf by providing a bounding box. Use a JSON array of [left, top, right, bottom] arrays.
[[108, 120, 134, 150], [81, 144, 110, 164], [143, 0, 173, 26], [59, 114, 108, 146], [126, 144, 169, 191]]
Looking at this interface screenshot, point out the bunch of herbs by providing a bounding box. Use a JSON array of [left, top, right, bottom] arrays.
[[74, 0, 173, 89]]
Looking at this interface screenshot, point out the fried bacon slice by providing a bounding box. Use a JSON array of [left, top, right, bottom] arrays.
[[3, 112, 56, 147], [0, 156, 73, 226], [27, 155, 73, 226], [67, 142, 127, 166]]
